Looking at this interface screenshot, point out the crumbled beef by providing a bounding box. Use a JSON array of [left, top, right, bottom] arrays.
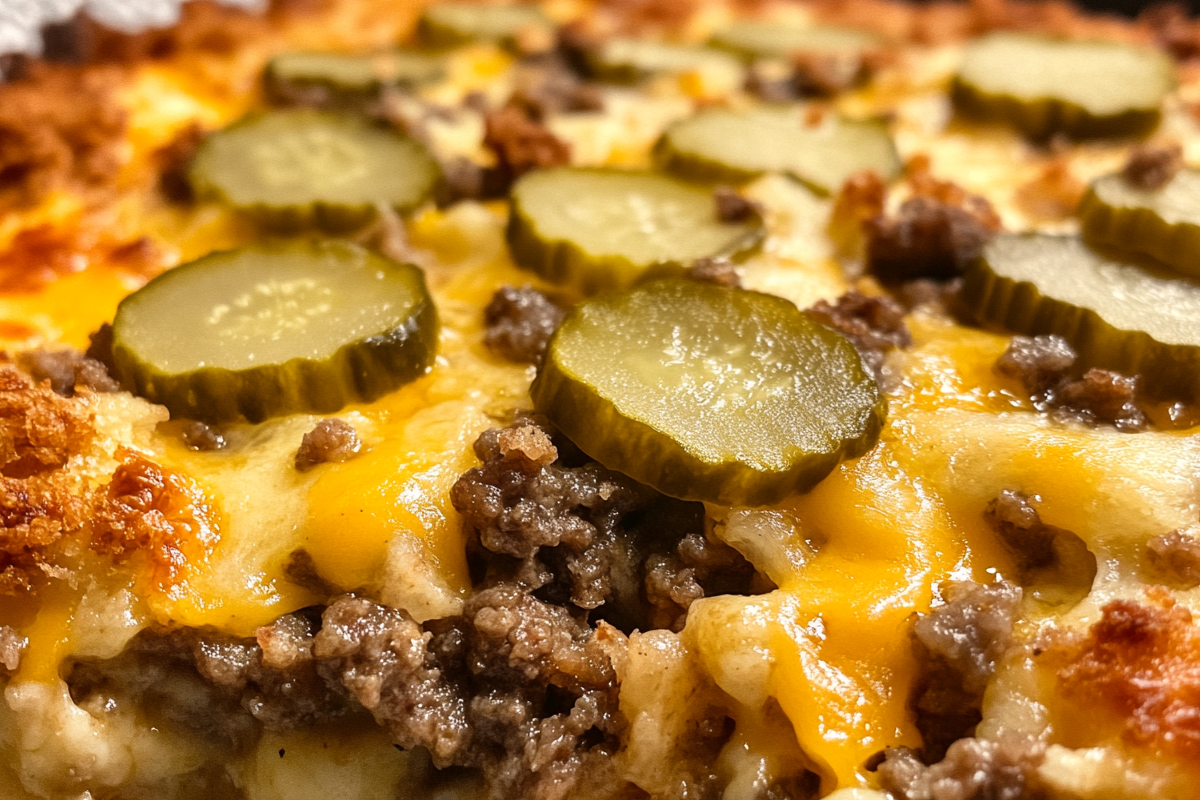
[[283, 548, 338, 597], [483, 286, 566, 365], [436, 155, 490, 206], [483, 106, 571, 191], [155, 121, 207, 202], [994, 334, 1075, 401], [790, 52, 866, 96], [0, 624, 25, 672], [867, 156, 1002, 282], [687, 257, 741, 288], [316, 590, 622, 800], [314, 595, 469, 761], [508, 57, 604, 122], [713, 185, 759, 223], [744, 66, 799, 103], [909, 580, 1021, 761], [68, 610, 351, 747], [985, 489, 1060, 569], [16, 347, 118, 396], [1122, 141, 1184, 191], [877, 733, 1046, 800], [1146, 527, 1200, 589], [295, 418, 362, 472], [180, 420, 227, 452], [85, 323, 116, 373], [995, 335, 1147, 431], [867, 197, 995, 281], [643, 533, 758, 631], [807, 290, 911, 377], [1054, 369, 1147, 431], [451, 418, 657, 611]]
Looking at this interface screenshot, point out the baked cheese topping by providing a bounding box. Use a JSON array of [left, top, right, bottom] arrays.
[[1, 1, 1200, 799]]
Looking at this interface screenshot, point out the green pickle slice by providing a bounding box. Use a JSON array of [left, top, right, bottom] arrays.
[[532, 279, 885, 507], [655, 106, 901, 194], [586, 38, 742, 84], [417, 2, 551, 49], [189, 109, 440, 232], [265, 50, 445, 104], [961, 233, 1200, 399], [112, 240, 439, 423], [710, 21, 879, 61], [1079, 170, 1200, 277], [953, 33, 1174, 140], [507, 168, 764, 294]]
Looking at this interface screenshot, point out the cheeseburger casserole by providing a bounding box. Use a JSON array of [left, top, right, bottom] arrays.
[[2, 0, 1200, 798]]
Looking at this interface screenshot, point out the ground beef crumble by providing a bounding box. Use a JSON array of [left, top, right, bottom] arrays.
[[995, 334, 1147, 431], [867, 157, 1002, 282], [1146, 526, 1200, 589], [295, 418, 362, 472], [877, 732, 1046, 800], [483, 105, 571, 191], [807, 290, 911, 378], [909, 580, 1022, 761], [686, 258, 741, 288], [17, 347, 119, 396], [713, 185, 759, 223], [1122, 141, 1184, 191], [483, 285, 566, 365]]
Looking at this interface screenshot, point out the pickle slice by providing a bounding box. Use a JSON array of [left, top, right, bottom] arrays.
[[711, 21, 878, 61], [953, 33, 1174, 140], [531, 279, 884, 507], [417, 2, 550, 49], [961, 233, 1200, 400], [112, 240, 438, 423], [1079, 170, 1200, 277], [586, 38, 742, 84], [189, 110, 440, 232], [265, 50, 445, 105], [654, 106, 901, 194], [507, 168, 764, 294]]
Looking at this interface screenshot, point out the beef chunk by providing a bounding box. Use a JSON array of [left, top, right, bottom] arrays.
[[85, 322, 116, 371], [68, 610, 352, 747], [180, 420, 227, 452], [316, 590, 621, 800], [877, 733, 1046, 800], [867, 197, 996, 281], [17, 347, 119, 396], [483, 106, 571, 190], [314, 595, 470, 761], [643, 533, 758, 631], [436, 155, 489, 205], [985, 489, 1060, 569], [1146, 526, 1200, 589], [686, 258, 741, 288], [910, 580, 1021, 760], [807, 290, 912, 377], [483, 285, 566, 365], [507, 57, 604, 122], [295, 418, 362, 472], [790, 52, 866, 97], [451, 418, 657, 611], [1121, 141, 1183, 192], [713, 185, 758, 223], [995, 335, 1147, 431]]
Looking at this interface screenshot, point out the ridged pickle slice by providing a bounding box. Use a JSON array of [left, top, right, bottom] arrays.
[[654, 106, 901, 194], [1079, 170, 1200, 277], [710, 21, 879, 61], [507, 168, 764, 294], [586, 38, 742, 84], [189, 110, 440, 232], [112, 240, 438, 423], [417, 2, 551, 49], [961, 233, 1200, 399], [953, 33, 1174, 140], [531, 280, 885, 507], [265, 50, 445, 104]]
